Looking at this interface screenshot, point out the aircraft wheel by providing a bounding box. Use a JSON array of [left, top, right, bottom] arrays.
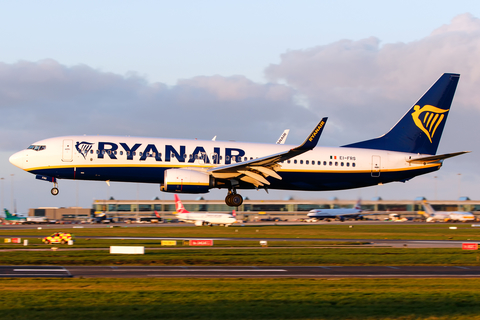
[[231, 194, 243, 207], [51, 188, 59, 196], [225, 194, 234, 206]]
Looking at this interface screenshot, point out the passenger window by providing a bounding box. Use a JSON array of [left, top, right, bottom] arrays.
[[294, 160, 297, 164], [244, 157, 247, 161], [317, 161, 321, 165], [346, 162, 350, 167], [352, 163, 356, 167], [306, 160, 309, 165], [287, 160, 291, 164], [329, 161, 332, 166], [324, 161, 327, 166], [300, 160, 303, 164], [335, 162, 338, 166], [120, 151, 124, 156], [341, 162, 344, 166]]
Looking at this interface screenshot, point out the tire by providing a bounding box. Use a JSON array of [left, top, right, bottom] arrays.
[[231, 194, 243, 206], [51, 188, 59, 196], [225, 194, 234, 206]]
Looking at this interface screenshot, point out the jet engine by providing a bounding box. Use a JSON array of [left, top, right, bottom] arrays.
[[161, 168, 212, 193]]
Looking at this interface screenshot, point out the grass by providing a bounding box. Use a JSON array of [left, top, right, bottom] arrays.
[[2, 278, 480, 319], [1, 224, 480, 266], [2, 223, 480, 240], [1, 247, 480, 266]]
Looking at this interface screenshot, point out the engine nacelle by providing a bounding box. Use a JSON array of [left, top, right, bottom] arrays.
[[161, 169, 212, 193], [194, 220, 205, 226]]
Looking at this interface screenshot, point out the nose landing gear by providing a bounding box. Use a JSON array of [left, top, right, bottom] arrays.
[[51, 182, 59, 196]]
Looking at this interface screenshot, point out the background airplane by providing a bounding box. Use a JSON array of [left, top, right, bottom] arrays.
[[9, 74, 468, 207], [174, 194, 237, 226], [307, 199, 363, 221], [1, 209, 48, 224], [419, 201, 476, 222], [1, 209, 26, 223]]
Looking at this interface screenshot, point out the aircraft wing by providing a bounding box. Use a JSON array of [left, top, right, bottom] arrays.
[[207, 118, 327, 187]]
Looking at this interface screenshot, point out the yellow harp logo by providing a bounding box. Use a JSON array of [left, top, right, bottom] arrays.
[[411, 105, 449, 143]]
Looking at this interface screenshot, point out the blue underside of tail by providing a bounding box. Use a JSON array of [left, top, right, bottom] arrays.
[[342, 73, 460, 155]]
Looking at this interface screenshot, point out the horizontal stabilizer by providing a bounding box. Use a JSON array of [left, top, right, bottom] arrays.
[[407, 151, 470, 163]]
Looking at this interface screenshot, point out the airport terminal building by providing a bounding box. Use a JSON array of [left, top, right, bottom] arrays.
[[29, 197, 480, 222]]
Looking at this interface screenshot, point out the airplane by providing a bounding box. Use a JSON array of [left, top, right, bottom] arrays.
[[1, 209, 26, 223], [173, 194, 237, 226], [307, 199, 363, 221], [419, 201, 476, 222], [1, 209, 48, 224], [9, 73, 469, 206]]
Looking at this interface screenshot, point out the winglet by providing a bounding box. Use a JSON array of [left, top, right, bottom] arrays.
[[276, 129, 290, 144], [294, 117, 328, 151]]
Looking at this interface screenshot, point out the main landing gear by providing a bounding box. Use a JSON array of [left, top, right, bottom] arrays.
[[225, 190, 243, 207]]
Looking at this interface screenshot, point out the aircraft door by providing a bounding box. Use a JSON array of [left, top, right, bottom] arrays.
[[371, 155, 380, 177], [62, 139, 74, 162]]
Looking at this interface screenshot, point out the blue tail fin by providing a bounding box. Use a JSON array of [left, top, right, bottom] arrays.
[[343, 73, 460, 155]]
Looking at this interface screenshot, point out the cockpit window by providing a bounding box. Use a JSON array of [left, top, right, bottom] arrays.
[[27, 145, 46, 151]]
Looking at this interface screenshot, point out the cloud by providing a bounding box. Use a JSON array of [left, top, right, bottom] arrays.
[[0, 60, 314, 151], [265, 13, 480, 147]]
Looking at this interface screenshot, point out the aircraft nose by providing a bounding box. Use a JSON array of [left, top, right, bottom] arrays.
[[9, 151, 27, 169]]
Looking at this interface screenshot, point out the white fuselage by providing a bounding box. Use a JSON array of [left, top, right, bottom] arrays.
[[426, 212, 475, 222], [307, 208, 362, 219], [177, 212, 237, 226], [9, 135, 442, 192]]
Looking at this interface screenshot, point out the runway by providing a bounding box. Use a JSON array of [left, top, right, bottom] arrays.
[[2, 265, 480, 278]]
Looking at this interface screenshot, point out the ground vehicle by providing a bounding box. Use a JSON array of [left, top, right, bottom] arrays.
[[260, 217, 283, 222], [137, 217, 162, 223], [42, 232, 74, 244]]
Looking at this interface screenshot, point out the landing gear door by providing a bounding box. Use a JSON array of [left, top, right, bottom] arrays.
[[371, 155, 380, 177], [62, 139, 73, 162]]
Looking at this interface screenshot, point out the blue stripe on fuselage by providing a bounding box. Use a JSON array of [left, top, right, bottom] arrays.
[[29, 165, 439, 191]]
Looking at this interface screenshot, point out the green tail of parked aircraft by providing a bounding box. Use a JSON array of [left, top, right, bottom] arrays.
[[2, 209, 26, 222]]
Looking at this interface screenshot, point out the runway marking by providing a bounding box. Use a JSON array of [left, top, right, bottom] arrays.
[[146, 274, 480, 278], [386, 266, 400, 269], [454, 267, 470, 270], [14, 269, 68, 272], [113, 269, 287, 272]]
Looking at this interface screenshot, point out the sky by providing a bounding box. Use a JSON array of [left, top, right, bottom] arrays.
[[0, 0, 480, 212]]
